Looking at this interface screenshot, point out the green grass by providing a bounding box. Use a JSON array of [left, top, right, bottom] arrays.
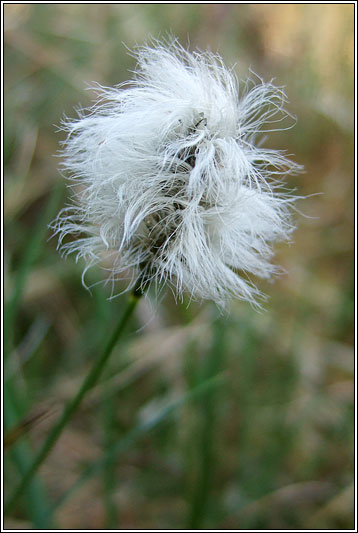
[[4, 4, 354, 530]]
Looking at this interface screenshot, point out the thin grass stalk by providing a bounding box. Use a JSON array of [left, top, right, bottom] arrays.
[[4, 184, 63, 359], [5, 290, 141, 514], [44, 373, 227, 520], [93, 283, 119, 528], [102, 373, 119, 527], [188, 313, 226, 529]]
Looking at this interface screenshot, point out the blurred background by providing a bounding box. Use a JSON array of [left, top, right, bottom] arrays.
[[4, 4, 354, 530]]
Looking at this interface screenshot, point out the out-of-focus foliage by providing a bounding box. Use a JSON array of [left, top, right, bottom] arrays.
[[4, 4, 354, 530]]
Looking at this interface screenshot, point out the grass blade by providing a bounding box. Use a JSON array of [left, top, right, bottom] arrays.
[[4, 184, 63, 358], [45, 373, 227, 519], [5, 292, 141, 514]]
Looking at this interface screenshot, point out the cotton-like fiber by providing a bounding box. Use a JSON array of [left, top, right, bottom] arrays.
[[53, 40, 302, 306]]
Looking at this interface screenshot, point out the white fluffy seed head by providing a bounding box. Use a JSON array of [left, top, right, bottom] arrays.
[[52, 39, 302, 307]]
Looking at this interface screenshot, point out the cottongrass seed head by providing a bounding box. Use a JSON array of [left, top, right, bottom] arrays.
[[53, 39, 302, 307]]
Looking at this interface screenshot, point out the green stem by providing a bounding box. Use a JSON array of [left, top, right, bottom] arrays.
[[5, 291, 141, 515], [46, 374, 226, 519], [102, 351, 119, 528], [188, 313, 226, 529]]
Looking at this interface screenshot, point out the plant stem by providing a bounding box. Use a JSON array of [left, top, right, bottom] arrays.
[[102, 394, 118, 529], [47, 373, 227, 519], [5, 291, 141, 515], [188, 312, 226, 529]]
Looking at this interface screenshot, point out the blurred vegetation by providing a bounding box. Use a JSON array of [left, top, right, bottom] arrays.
[[4, 4, 354, 530]]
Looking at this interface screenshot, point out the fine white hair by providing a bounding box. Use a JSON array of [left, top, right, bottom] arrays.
[[52, 40, 302, 307]]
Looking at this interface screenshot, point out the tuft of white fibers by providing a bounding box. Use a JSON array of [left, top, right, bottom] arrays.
[[52, 40, 303, 307]]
